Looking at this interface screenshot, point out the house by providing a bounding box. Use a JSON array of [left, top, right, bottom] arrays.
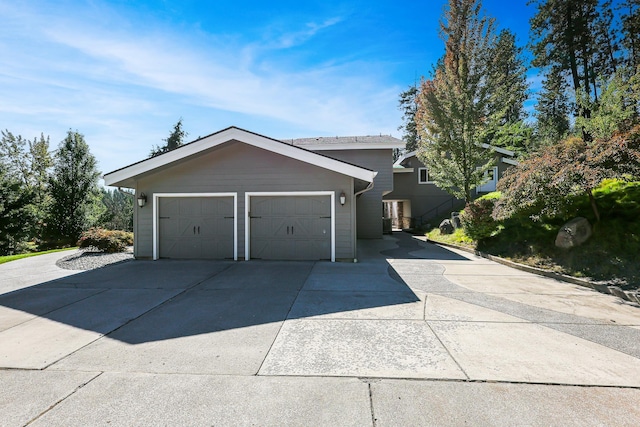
[[103, 126, 404, 262], [383, 146, 518, 229]]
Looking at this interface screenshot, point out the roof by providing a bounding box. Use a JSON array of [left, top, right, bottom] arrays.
[[103, 126, 378, 188], [394, 145, 517, 167], [285, 134, 405, 151]]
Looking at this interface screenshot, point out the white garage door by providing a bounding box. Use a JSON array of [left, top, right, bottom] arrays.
[[158, 197, 234, 259], [250, 195, 331, 260]]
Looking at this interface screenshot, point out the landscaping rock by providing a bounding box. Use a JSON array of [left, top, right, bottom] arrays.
[[608, 286, 630, 301], [439, 219, 454, 235], [450, 212, 462, 229], [555, 217, 592, 249]]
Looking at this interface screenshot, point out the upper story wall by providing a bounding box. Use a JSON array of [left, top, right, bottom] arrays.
[[320, 149, 395, 238]]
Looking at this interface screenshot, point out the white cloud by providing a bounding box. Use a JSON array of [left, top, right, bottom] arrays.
[[0, 1, 402, 173]]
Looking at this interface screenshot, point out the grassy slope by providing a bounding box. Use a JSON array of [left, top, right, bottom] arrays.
[[427, 180, 640, 288]]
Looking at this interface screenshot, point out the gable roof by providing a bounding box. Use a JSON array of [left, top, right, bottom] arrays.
[[286, 134, 405, 150], [103, 126, 378, 188]]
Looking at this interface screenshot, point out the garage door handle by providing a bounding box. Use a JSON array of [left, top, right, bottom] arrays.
[[193, 226, 196, 234], [291, 226, 294, 234], [287, 226, 290, 235], [198, 226, 200, 234]]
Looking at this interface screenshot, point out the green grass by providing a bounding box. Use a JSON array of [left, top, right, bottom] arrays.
[[426, 227, 475, 249], [0, 247, 77, 265], [427, 180, 640, 288]]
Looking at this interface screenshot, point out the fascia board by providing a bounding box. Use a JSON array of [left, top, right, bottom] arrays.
[[393, 150, 417, 166], [480, 143, 515, 157], [501, 157, 519, 166], [302, 142, 405, 150], [104, 127, 376, 186]]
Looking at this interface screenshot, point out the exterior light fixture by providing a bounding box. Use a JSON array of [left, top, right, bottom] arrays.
[[137, 192, 147, 208], [339, 191, 346, 206]]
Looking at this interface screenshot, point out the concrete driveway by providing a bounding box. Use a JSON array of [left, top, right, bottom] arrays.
[[1, 233, 639, 426]]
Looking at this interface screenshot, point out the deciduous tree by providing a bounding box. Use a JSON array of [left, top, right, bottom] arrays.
[[47, 130, 101, 243], [415, 0, 497, 204]]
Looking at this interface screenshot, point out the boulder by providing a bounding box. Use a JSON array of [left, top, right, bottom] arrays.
[[439, 219, 454, 235], [450, 212, 462, 229], [555, 217, 592, 249]]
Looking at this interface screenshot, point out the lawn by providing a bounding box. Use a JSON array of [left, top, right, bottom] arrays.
[[0, 248, 77, 265]]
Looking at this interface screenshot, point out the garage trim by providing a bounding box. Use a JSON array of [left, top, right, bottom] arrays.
[[152, 193, 238, 261], [245, 191, 335, 262]]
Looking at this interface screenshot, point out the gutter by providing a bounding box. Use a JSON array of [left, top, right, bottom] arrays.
[[354, 173, 376, 197]]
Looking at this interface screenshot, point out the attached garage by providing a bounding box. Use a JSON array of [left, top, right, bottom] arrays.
[[103, 127, 377, 262]]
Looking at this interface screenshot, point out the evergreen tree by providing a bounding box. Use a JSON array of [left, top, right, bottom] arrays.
[[619, 0, 640, 70], [488, 29, 529, 124], [47, 130, 101, 243], [397, 85, 419, 152], [530, 0, 604, 139], [98, 188, 134, 231], [149, 118, 188, 157], [415, 0, 497, 203], [534, 71, 571, 145], [482, 29, 531, 154], [0, 170, 33, 255]]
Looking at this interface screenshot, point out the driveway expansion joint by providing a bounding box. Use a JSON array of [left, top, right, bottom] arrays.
[[24, 371, 103, 427]]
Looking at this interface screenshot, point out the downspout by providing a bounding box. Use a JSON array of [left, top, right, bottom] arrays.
[[354, 180, 374, 197], [355, 171, 377, 197], [352, 172, 377, 263]]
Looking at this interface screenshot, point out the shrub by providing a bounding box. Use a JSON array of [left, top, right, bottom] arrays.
[[77, 228, 133, 253], [460, 198, 499, 241]]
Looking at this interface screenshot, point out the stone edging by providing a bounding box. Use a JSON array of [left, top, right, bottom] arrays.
[[421, 236, 640, 305]]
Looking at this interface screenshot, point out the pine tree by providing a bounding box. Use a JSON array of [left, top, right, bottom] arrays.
[[397, 85, 419, 152], [149, 118, 188, 157], [534, 71, 571, 145], [619, 0, 640, 70], [530, 0, 603, 138], [482, 29, 531, 154]]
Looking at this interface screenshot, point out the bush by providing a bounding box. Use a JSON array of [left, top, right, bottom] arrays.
[[460, 198, 499, 241], [77, 228, 133, 253]]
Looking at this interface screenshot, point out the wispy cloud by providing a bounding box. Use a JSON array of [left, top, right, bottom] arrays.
[[0, 2, 402, 173], [271, 17, 343, 49]]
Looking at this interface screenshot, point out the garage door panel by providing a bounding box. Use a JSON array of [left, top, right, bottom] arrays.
[[179, 198, 201, 216], [159, 196, 234, 259], [250, 195, 331, 261]]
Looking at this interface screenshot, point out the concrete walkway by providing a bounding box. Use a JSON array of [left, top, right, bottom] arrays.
[[0, 234, 639, 426]]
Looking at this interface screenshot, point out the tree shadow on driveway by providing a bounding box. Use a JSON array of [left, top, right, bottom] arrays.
[[0, 235, 445, 352]]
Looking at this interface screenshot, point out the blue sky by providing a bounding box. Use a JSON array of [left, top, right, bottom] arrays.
[[1, 0, 535, 176]]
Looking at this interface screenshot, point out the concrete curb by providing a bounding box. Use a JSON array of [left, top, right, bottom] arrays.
[[419, 236, 640, 305]]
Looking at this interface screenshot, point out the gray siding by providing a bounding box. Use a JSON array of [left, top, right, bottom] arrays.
[[384, 155, 513, 225], [135, 141, 355, 260], [321, 149, 394, 239]]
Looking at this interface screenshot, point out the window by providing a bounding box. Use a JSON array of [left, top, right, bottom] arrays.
[[418, 167, 432, 184], [477, 166, 498, 192]]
